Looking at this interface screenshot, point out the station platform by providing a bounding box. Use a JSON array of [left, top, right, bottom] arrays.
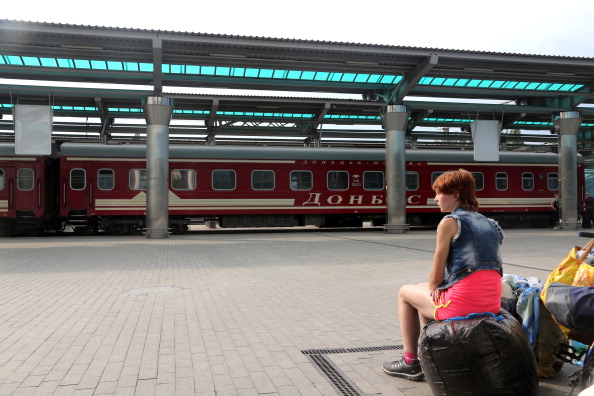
[[0, 227, 590, 396]]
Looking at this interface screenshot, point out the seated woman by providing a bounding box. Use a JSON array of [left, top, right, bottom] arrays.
[[382, 168, 504, 381]]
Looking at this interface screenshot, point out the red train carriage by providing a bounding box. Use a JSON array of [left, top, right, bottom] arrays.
[[0, 143, 59, 236], [59, 144, 389, 233], [404, 152, 583, 228], [58, 143, 582, 234]]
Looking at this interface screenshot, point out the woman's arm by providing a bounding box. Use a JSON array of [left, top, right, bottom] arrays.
[[428, 217, 458, 293]]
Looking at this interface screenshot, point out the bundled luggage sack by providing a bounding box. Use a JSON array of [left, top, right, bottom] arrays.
[[545, 282, 594, 337], [418, 310, 538, 396]]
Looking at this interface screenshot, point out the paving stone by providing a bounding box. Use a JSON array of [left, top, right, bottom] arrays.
[[0, 229, 582, 395]]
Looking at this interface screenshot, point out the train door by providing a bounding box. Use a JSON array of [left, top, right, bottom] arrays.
[[63, 167, 90, 230], [0, 162, 43, 233], [63, 167, 88, 209], [14, 166, 38, 213], [0, 165, 14, 220]]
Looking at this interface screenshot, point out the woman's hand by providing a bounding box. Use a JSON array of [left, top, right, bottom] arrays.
[[430, 288, 446, 305]]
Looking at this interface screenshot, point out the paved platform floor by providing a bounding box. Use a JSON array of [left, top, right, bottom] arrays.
[[0, 227, 590, 395]]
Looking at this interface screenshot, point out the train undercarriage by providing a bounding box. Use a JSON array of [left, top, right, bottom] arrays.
[[54, 211, 560, 236]]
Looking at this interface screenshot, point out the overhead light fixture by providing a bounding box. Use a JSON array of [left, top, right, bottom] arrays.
[[61, 44, 104, 50]]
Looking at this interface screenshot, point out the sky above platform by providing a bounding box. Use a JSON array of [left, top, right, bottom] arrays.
[[3, 0, 594, 58]]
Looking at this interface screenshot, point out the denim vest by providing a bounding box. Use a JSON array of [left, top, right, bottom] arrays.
[[438, 207, 504, 289]]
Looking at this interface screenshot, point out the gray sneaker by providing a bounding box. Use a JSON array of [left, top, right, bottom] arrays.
[[382, 358, 424, 381]]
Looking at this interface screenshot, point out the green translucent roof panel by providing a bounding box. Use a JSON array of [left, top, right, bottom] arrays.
[[419, 76, 583, 92], [0, 55, 154, 72], [512, 120, 594, 129], [324, 115, 380, 120], [174, 109, 210, 115], [164, 63, 401, 85], [1, 54, 585, 92], [173, 109, 317, 119], [52, 105, 98, 111], [216, 111, 314, 118], [0, 104, 98, 111], [424, 117, 473, 123], [107, 107, 143, 113], [513, 121, 554, 127], [1, 54, 402, 87]]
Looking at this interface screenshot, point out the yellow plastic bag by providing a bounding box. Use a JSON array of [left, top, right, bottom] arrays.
[[541, 238, 594, 339], [540, 239, 594, 302], [573, 261, 594, 287]]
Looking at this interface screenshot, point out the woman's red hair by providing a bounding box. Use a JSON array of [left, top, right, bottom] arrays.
[[432, 169, 479, 211]]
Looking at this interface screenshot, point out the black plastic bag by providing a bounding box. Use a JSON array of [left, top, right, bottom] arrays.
[[419, 310, 538, 396]]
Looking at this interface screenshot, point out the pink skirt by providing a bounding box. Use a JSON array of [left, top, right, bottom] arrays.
[[433, 270, 501, 321]]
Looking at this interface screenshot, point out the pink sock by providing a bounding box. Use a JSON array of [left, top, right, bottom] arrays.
[[403, 352, 418, 364]]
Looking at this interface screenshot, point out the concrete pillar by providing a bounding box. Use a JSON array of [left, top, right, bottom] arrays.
[[143, 96, 174, 239], [383, 105, 410, 234], [558, 111, 582, 230]]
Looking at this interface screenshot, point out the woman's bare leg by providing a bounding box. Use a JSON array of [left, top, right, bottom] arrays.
[[398, 283, 436, 354]]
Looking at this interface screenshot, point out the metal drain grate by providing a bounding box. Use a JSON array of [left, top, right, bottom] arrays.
[[301, 345, 403, 396], [302, 345, 403, 355], [309, 354, 362, 396]]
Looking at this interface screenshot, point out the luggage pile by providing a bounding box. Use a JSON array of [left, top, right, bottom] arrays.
[[417, 236, 594, 395]]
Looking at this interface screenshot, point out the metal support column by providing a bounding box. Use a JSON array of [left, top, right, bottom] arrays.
[[383, 105, 410, 234], [558, 111, 582, 230], [143, 96, 174, 239]]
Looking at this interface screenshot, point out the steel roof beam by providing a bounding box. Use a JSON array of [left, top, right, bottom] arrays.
[[152, 38, 163, 96], [388, 54, 439, 104]]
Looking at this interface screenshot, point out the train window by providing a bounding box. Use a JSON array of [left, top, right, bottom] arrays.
[[212, 170, 236, 190], [171, 169, 196, 191], [327, 171, 349, 191], [496, 172, 508, 191], [522, 172, 534, 191], [364, 171, 384, 191], [16, 169, 33, 191], [129, 169, 147, 190], [70, 169, 86, 190], [252, 170, 275, 191], [471, 173, 484, 190], [290, 170, 312, 191], [98, 169, 114, 190], [431, 172, 443, 185], [548, 173, 559, 190], [406, 172, 418, 191], [432, 171, 483, 190], [17, 168, 35, 191], [0, 169, 3, 190]]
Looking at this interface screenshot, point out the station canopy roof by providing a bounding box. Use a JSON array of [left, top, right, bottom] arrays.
[[1, 19, 594, 153]]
